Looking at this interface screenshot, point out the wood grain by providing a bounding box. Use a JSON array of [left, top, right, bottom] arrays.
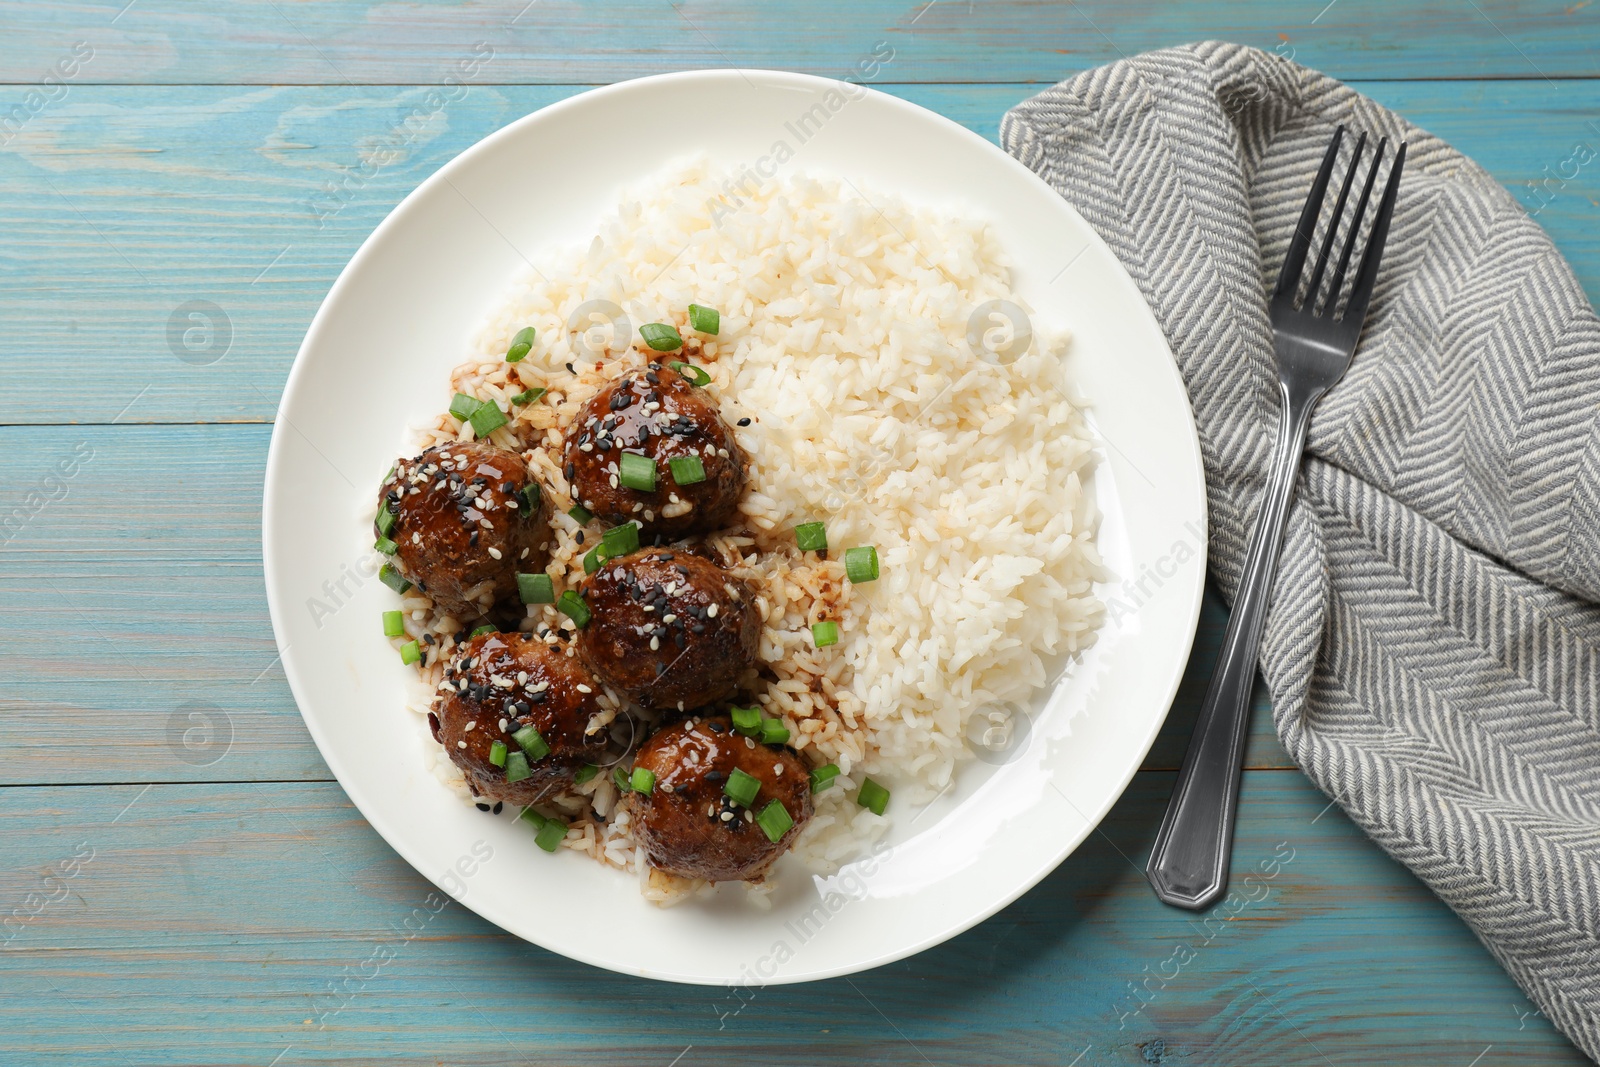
[[0, 773, 1583, 1067], [2, 81, 1598, 425], [0, 0, 1595, 84]]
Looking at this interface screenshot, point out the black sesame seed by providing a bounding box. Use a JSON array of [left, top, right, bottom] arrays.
[[705, 770, 726, 781], [737, 417, 751, 426], [564, 462, 575, 480], [566, 362, 576, 373], [492, 801, 503, 814], [575, 531, 585, 545], [475, 802, 491, 811]]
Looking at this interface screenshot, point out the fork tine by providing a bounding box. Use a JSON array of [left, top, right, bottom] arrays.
[[1327, 137, 1388, 314], [1273, 126, 1345, 301], [1307, 131, 1366, 314], [1341, 141, 1407, 324]]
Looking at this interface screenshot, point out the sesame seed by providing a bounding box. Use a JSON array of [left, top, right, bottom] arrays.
[[707, 603, 719, 618], [662, 614, 677, 624], [737, 417, 751, 426], [576, 684, 592, 694], [464, 721, 476, 731], [720, 811, 734, 822], [487, 546, 503, 560], [457, 740, 468, 750], [517, 672, 528, 685], [499, 718, 509, 731], [521, 547, 530, 559], [745, 737, 755, 750], [649, 637, 659, 650]]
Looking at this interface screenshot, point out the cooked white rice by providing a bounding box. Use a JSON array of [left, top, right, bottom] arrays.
[[382, 161, 1105, 900]]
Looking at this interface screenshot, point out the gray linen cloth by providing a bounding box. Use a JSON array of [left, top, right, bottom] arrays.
[[1002, 41, 1600, 1059]]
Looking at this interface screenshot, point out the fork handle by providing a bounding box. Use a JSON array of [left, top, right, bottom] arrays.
[[1145, 381, 1320, 910]]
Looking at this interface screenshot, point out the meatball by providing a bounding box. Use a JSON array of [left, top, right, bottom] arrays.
[[378, 441, 547, 617], [577, 548, 759, 710], [431, 631, 612, 805], [631, 715, 813, 882], [563, 363, 746, 537]]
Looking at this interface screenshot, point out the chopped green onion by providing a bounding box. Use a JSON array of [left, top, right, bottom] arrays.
[[374, 536, 398, 555], [376, 502, 397, 537], [668, 455, 706, 485], [512, 725, 550, 760], [468, 400, 508, 438], [759, 719, 791, 745], [573, 763, 600, 785], [534, 816, 567, 852], [520, 806, 545, 827], [505, 325, 536, 363], [469, 624, 496, 638], [844, 545, 879, 583], [613, 765, 631, 792], [600, 521, 640, 557], [449, 392, 481, 420], [811, 620, 839, 647], [582, 545, 603, 574], [511, 386, 547, 405], [567, 505, 594, 524], [755, 799, 794, 843], [856, 777, 890, 815], [488, 740, 508, 768], [505, 751, 531, 783], [517, 572, 554, 604], [382, 610, 405, 637], [668, 361, 712, 387], [399, 640, 421, 665], [809, 764, 841, 793], [639, 322, 683, 351], [688, 303, 720, 335], [630, 767, 656, 794], [521, 484, 541, 512], [618, 452, 656, 491], [794, 521, 827, 551], [730, 706, 762, 736], [379, 562, 412, 594], [723, 767, 760, 808], [557, 590, 590, 627]]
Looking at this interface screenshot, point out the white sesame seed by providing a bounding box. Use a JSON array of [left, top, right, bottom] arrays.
[[649, 636, 659, 650], [517, 672, 528, 685], [520, 547, 530, 559], [464, 721, 476, 731], [642, 604, 655, 613], [664, 583, 677, 595], [609, 475, 619, 489], [707, 603, 719, 618], [745, 737, 755, 750], [632, 503, 644, 513], [457, 740, 467, 749], [576, 684, 592, 694], [720, 811, 734, 822], [505, 498, 519, 509], [662, 614, 677, 624], [499, 718, 509, 731], [487, 546, 503, 560]]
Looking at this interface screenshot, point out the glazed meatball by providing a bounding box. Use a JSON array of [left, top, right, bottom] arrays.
[[577, 548, 759, 710], [631, 715, 813, 882], [378, 441, 547, 617], [431, 631, 612, 805], [563, 363, 746, 537]]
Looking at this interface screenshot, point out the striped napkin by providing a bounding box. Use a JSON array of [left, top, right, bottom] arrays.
[[1002, 41, 1600, 1061]]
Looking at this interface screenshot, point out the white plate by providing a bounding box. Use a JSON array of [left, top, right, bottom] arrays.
[[262, 70, 1206, 984]]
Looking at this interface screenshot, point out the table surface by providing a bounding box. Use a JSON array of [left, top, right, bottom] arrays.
[[2, 2, 1595, 1064]]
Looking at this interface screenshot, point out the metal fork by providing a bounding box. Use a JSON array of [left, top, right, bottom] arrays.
[[1145, 126, 1407, 910]]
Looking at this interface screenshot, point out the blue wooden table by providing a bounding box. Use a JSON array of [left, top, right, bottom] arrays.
[[2, 3, 1595, 1063]]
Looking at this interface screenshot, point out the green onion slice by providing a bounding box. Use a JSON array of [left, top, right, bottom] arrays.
[[618, 452, 656, 492], [794, 521, 827, 551], [375, 502, 397, 537], [382, 610, 405, 637], [668, 455, 706, 486], [667, 361, 711, 387], [505, 325, 536, 363], [630, 767, 656, 794], [469, 624, 496, 638], [723, 767, 760, 808], [512, 725, 550, 761], [844, 545, 879, 583], [511, 386, 547, 405], [755, 799, 794, 843], [399, 640, 421, 665], [557, 590, 591, 627], [600, 521, 640, 558], [687, 303, 720, 335], [488, 740, 508, 768], [449, 393, 481, 420], [517, 572, 554, 604], [379, 562, 413, 594], [613, 765, 631, 792], [639, 322, 683, 351], [573, 763, 600, 785], [567, 505, 593, 524], [520, 484, 541, 512], [534, 816, 567, 852], [809, 764, 841, 793], [505, 751, 531, 783], [520, 806, 545, 827], [856, 777, 890, 815], [582, 545, 603, 574], [468, 400, 508, 438], [729, 706, 762, 736], [374, 536, 398, 555], [811, 620, 839, 647], [759, 719, 791, 745]]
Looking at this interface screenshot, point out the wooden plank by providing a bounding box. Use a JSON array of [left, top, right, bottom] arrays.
[[0, 773, 1583, 1065], [0, 422, 1289, 784], [2, 80, 1598, 426], [0, 0, 1595, 84]]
